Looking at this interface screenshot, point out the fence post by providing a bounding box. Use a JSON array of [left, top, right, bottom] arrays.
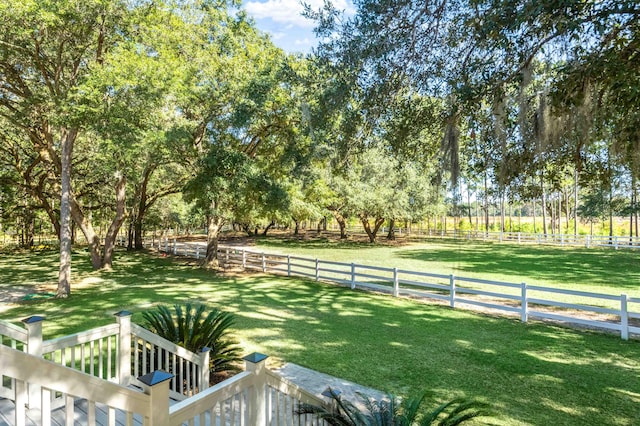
[[351, 263, 356, 290], [315, 258, 320, 281], [244, 353, 269, 426], [517, 232, 521, 244], [196, 245, 200, 260], [520, 283, 528, 322], [226, 248, 229, 262], [173, 238, 177, 255], [23, 316, 44, 409], [262, 253, 267, 273], [139, 370, 174, 426], [287, 255, 291, 277], [449, 275, 456, 308], [242, 250, 247, 270], [621, 294, 629, 341], [586, 235, 591, 249], [614, 236, 619, 250], [115, 311, 132, 386], [393, 268, 399, 297], [164, 237, 168, 252], [200, 347, 211, 390]]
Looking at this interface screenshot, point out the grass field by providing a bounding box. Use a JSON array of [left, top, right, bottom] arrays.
[[253, 236, 640, 297], [0, 247, 639, 425]]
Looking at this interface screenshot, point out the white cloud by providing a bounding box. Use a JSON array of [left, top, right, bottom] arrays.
[[244, 0, 353, 28], [269, 31, 287, 41]]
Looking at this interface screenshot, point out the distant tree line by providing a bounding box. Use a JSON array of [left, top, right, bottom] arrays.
[[0, 0, 637, 295]]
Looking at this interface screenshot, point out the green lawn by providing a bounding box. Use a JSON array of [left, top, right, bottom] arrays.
[[254, 237, 640, 297], [0, 248, 639, 425]]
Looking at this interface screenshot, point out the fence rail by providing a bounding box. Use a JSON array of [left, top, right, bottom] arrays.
[[334, 226, 640, 249], [436, 229, 640, 249], [0, 315, 329, 425], [120, 227, 640, 255], [150, 240, 640, 341]]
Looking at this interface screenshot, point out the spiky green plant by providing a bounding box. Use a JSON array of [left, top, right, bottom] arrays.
[[296, 388, 492, 426], [141, 303, 242, 373]]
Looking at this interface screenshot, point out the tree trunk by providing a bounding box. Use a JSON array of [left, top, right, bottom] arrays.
[[500, 191, 505, 232], [467, 187, 473, 228], [38, 195, 61, 239], [541, 172, 548, 236], [574, 168, 579, 236], [550, 193, 555, 236], [134, 216, 144, 249], [563, 186, 569, 232], [101, 174, 127, 270], [483, 175, 489, 232], [57, 129, 77, 298], [333, 211, 348, 239], [633, 185, 638, 238], [630, 173, 636, 244], [262, 220, 275, 236], [532, 198, 537, 233], [127, 220, 134, 250], [241, 224, 253, 236], [474, 195, 479, 232], [386, 218, 396, 240], [204, 215, 224, 268], [70, 198, 102, 269], [21, 207, 35, 248], [360, 214, 384, 243], [134, 165, 154, 249], [293, 218, 300, 235], [609, 183, 614, 242]]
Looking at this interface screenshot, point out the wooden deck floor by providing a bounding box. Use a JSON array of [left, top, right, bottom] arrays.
[[0, 397, 146, 426]]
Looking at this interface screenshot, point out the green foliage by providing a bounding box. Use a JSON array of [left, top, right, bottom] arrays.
[[183, 146, 289, 228], [141, 303, 242, 372], [297, 388, 491, 425]]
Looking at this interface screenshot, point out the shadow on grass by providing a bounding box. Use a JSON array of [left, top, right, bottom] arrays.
[[255, 236, 376, 250], [1, 249, 638, 425]]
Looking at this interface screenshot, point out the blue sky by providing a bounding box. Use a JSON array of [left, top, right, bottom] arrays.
[[243, 0, 354, 54]]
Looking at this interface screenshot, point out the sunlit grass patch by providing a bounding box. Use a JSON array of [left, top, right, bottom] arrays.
[[0, 249, 638, 425]]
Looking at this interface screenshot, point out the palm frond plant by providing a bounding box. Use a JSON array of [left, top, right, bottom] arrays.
[[141, 303, 243, 374], [296, 388, 492, 426]]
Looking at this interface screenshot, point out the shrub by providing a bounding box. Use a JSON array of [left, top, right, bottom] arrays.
[[297, 388, 492, 425], [141, 303, 243, 373]]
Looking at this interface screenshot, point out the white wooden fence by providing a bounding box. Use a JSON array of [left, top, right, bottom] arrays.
[[0, 314, 328, 425], [414, 229, 640, 249], [153, 240, 640, 341]]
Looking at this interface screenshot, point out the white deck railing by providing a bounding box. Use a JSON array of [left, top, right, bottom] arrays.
[[169, 357, 325, 425], [149, 241, 640, 341], [130, 323, 210, 401], [0, 317, 329, 425], [1, 344, 152, 425]]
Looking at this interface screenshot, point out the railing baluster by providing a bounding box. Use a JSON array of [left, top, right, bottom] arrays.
[[65, 394, 74, 426], [143, 340, 148, 374], [172, 353, 177, 391], [80, 344, 86, 374], [41, 388, 51, 424], [107, 337, 112, 380], [98, 338, 104, 378]]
